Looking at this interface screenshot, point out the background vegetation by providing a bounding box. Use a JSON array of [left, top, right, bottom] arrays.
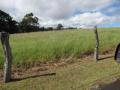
[[0, 10, 65, 33], [0, 28, 120, 68]]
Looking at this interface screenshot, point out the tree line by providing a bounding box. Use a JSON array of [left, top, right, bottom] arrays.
[[0, 10, 64, 34]]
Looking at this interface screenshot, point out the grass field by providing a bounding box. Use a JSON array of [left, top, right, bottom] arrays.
[[0, 28, 120, 68]]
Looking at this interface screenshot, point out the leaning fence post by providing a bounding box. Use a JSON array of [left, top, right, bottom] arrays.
[[94, 26, 99, 61], [0, 32, 12, 83]]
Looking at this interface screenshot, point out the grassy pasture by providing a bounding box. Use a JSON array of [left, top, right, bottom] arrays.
[[0, 28, 120, 68]]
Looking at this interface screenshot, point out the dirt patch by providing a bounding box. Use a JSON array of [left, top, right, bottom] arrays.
[[0, 60, 67, 83]]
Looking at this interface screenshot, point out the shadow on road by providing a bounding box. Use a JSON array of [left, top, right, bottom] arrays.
[[99, 79, 120, 90]]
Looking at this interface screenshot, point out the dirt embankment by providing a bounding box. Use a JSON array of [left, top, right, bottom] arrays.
[[0, 49, 116, 84]]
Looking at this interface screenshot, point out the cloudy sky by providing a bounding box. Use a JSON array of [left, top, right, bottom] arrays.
[[0, 0, 120, 27]]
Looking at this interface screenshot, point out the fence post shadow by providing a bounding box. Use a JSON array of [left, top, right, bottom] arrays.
[[98, 55, 114, 61], [11, 72, 56, 82]]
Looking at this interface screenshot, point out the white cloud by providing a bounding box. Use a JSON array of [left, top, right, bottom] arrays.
[[69, 12, 111, 26], [0, 0, 113, 19], [0, 0, 119, 27], [41, 12, 113, 27]]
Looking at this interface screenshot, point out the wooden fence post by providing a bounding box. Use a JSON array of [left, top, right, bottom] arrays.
[[94, 26, 99, 61], [0, 32, 12, 83]]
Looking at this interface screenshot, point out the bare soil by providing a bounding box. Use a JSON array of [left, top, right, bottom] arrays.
[[0, 60, 67, 83]]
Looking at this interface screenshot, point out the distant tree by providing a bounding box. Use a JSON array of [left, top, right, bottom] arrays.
[[46, 27, 53, 31], [68, 27, 77, 30], [57, 24, 63, 30], [19, 13, 40, 32], [39, 27, 45, 31], [0, 10, 19, 33]]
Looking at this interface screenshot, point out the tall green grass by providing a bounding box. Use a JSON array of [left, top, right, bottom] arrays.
[[0, 28, 120, 68]]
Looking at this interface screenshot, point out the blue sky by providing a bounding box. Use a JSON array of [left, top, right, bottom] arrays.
[[0, 0, 120, 27], [102, 0, 120, 27]]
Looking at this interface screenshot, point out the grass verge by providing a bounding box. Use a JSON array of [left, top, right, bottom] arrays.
[[0, 55, 120, 90]]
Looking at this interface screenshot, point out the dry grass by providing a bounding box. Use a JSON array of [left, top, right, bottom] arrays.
[[0, 54, 120, 90]]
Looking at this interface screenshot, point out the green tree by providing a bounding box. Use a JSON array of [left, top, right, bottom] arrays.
[[0, 10, 18, 33], [57, 24, 63, 30], [19, 13, 40, 32]]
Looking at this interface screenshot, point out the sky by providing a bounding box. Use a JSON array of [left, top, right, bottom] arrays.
[[0, 0, 120, 28]]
